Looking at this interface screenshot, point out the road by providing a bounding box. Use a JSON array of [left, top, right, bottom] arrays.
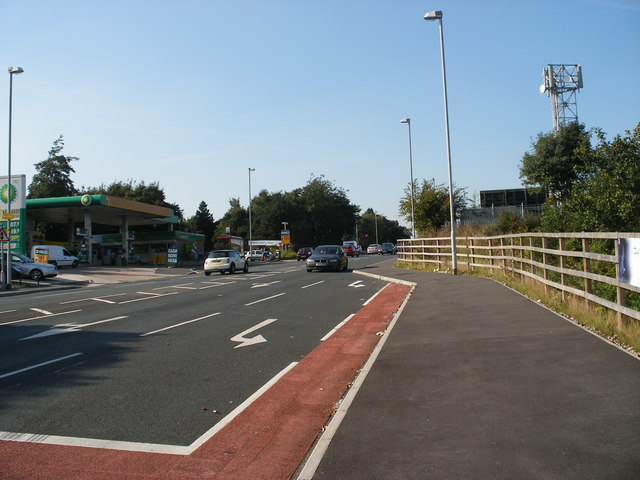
[[0, 254, 390, 450]]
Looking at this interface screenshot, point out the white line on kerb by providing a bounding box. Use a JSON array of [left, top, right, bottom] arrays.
[[362, 282, 390, 306], [320, 314, 355, 342], [140, 312, 221, 337], [0, 361, 299, 455], [244, 292, 285, 306], [0, 353, 83, 380]]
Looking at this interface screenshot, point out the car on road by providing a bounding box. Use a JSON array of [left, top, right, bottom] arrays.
[[379, 242, 396, 254], [306, 245, 348, 272], [367, 244, 381, 255], [341, 244, 359, 257], [296, 247, 313, 261], [245, 250, 264, 262], [204, 250, 249, 275], [9, 253, 58, 281]]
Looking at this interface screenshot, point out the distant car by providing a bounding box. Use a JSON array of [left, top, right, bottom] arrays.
[[341, 244, 359, 257], [296, 247, 313, 261], [244, 250, 265, 262], [367, 244, 381, 255], [204, 250, 249, 275], [306, 245, 348, 272], [10, 253, 58, 281], [342, 241, 360, 254], [379, 242, 396, 255]]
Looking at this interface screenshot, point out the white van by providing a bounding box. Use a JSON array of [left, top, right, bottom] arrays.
[[31, 245, 80, 268]]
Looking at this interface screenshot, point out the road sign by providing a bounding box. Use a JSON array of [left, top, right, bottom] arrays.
[[0, 226, 8, 242]]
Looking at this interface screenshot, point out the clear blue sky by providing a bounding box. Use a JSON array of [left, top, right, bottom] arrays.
[[1, 0, 639, 226]]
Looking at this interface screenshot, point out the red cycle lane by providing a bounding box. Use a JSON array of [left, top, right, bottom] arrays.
[[1, 282, 412, 480]]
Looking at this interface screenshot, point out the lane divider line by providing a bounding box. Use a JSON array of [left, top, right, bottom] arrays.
[[29, 308, 52, 315], [119, 292, 178, 304], [0, 353, 83, 380], [60, 293, 126, 304], [301, 280, 324, 289], [140, 312, 221, 337], [0, 309, 82, 327], [244, 293, 285, 306]]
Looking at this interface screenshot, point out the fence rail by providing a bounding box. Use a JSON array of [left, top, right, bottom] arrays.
[[397, 232, 640, 323]]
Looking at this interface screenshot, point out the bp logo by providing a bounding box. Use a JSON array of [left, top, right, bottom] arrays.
[[81, 194, 92, 205], [0, 183, 17, 205]]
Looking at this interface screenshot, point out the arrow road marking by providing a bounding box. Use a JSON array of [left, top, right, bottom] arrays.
[[231, 318, 278, 349], [348, 280, 366, 288], [19, 316, 129, 341]]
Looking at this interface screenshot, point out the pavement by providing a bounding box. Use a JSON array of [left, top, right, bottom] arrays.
[[2, 261, 639, 479]]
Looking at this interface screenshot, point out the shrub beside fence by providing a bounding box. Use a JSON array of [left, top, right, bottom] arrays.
[[397, 232, 640, 325]]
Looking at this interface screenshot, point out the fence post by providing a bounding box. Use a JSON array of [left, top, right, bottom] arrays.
[[488, 238, 494, 270], [529, 236, 535, 275], [614, 239, 626, 329], [468, 238, 473, 270], [559, 237, 566, 301], [500, 237, 505, 269], [542, 236, 549, 295], [582, 237, 592, 295]]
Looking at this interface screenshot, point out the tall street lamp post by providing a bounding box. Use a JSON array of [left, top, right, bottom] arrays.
[[400, 118, 416, 238], [5, 66, 24, 290], [248, 168, 255, 253], [424, 11, 457, 274]]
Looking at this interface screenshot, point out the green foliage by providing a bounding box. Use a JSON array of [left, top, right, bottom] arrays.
[[214, 198, 248, 240], [534, 123, 640, 232], [28, 136, 78, 199], [495, 211, 541, 234], [185, 201, 216, 251], [357, 208, 409, 246], [399, 179, 467, 235], [519, 122, 591, 201]]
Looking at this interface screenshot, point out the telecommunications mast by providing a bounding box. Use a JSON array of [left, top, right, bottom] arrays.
[[539, 64, 583, 132]]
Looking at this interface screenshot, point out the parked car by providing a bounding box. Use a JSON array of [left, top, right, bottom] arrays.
[[306, 245, 348, 272], [10, 253, 58, 281], [367, 244, 381, 255], [245, 250, 265, 261], [31, 245, 79, 268], [341, 244, 359, 257], [296, 247, 313, 261], [379, 242, 396, 255], [204, 250, 249, 275]]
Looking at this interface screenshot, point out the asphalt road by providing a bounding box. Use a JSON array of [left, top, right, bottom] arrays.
[[0, 255, 389, 447]]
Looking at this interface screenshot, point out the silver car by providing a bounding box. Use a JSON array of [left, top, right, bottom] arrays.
[[204, 250, 249, 275], [10, 253, 58, 281]]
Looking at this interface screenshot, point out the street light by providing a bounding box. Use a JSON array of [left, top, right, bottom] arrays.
[[400, 118, 416, 238], [4, 66, 24, 290], [424, 11, 458, 274], [248, 168, 255, 253]]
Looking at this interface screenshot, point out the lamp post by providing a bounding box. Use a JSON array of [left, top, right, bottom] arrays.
[[424, 11, 457, 274], [400, 118, 416, 238], [248, 168, 255, 253], [374, 211, 378, 244], [4, 66, 24, 290]]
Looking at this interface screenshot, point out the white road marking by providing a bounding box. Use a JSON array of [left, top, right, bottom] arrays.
[[320, 314, 355, 342], [0, 309, 82, 326], [251, 280, 282, 289], [0, 362, 298, 454], [59, 294, 126, 304], [140, 312, 221, 337], [19, 316, 130, 341], [244, 292, 285, 306], [362, 283, 390, 305], [348, 280, 365, 288], [230, 318, 278, 348], [0, 309, 17, 314], [301, 280, 324, 289], [119, 292, 178, 304], [30, 308, 53, 315], [0, 353, 83, 380]]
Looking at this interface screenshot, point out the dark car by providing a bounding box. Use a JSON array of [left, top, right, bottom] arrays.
[[306, 245, 348, 272], [379, 242, 396, 255], [296, 247, 313, 261]]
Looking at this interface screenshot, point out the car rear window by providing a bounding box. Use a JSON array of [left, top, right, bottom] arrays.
[[208, 251, 230, 258]]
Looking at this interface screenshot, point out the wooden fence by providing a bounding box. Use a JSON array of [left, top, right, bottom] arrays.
[[397, 232, 640, 323]]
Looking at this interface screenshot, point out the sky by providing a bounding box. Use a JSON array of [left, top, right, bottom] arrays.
[[1, 0, 639, 228]]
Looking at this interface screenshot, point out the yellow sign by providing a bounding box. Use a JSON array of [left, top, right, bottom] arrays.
[[281, 230, 290, 245], [2, 213, 13, 220]]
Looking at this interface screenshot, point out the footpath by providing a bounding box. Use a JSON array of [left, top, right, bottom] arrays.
[[303, 262, 640, 480]]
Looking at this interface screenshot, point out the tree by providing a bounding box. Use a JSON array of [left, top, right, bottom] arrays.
[[213, 198, 248, 247], [519, 122, 591, 201], [28, 136, 78, 198], [357, 209, 409, 246], [399, 179, 467, 235], [541, 124, 640, 232], [185, 201, 216, 251]]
